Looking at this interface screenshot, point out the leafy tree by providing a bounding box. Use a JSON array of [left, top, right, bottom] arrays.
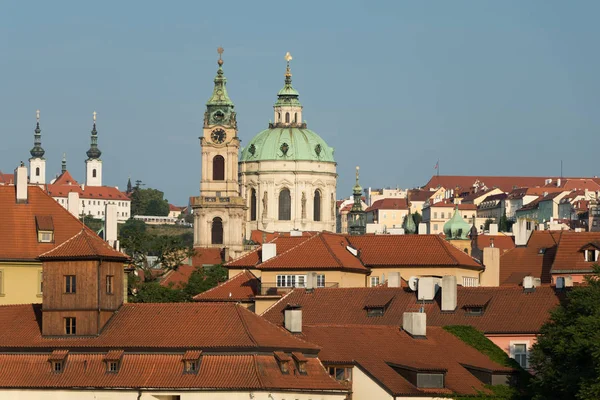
[[529, 264, 600, 400], [129, 281, 188, 303], [498, 211, 513, 233], [80, 216, 103, 232], [130, 186, 170, 216], [412, 211, 422, 226], [182, 265, 228, 299]]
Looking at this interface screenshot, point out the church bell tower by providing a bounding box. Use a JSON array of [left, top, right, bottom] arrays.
[[192, 48, 245, 258]]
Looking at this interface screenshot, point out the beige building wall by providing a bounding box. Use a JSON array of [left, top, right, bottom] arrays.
[[0, 262, 43, 305], [260, 270, 366, 289], [374, 209, 409, 229], [352, 366, 393, 400], [369, 267, 480, 287]]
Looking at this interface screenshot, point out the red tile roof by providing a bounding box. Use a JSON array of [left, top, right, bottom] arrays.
[[423, 175, 600, 193], [52, 171, 78, 186], [365, 198, 409, 213], [0, 185, 98, 261], [39, 229, 129, 261], [407, 189, 434, 202], [0, 172, 15, 185], [0, 353, 344, 391], [263, 285, 562, 335], [257, 233, 368, 273], [227, 236, 312, 268], [249, 230, 315, 245], [428, 201, 477, 210], [46, 171, 129, 201], [499, 230, 561, 284], [551, 231, 600, 274], [193, 270, 260, 302], [0, 302, 319, 351], [476, 235, 515, 254], [169, 204, 185, 212], [160, 248, 229, 288], [347, 235, 482, 269], [192, 247, 224, 266], [301, 324, 512, 396]]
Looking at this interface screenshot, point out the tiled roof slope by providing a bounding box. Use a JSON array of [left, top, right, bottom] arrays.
[[0, 303, 319, 352], [46, 171, 129, 200], [39, 229, 128, 261], [193, 270, 260, 302], [0, 172, 14, 185], [365, 198, 409, 212], [551, 231, 600, 273], [407, 189, 434, 202], [477, 235, 515, 254], [302, 324, 512, 396], [424, 175, 600, 192], [227, 236, 312, 268], [0, 185, 96, 261], [257, 233, 368, 273], [263, 286, 561, 334], [52, 171, 78, 186], [249, 230, 315, 245], [192, 247, 224, 266], [347, 235, 482, 269], [500, 230, 561, 284], [0, 353, 342, 391]]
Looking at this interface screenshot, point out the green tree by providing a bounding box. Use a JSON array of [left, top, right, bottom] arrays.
[[412, 211, 423, 226], [484, 218, 494, 231], [130, 186, 170, 216], [182, 265, 228, 299], [529, 264, 600, 400], [130, 281, 188, 303]]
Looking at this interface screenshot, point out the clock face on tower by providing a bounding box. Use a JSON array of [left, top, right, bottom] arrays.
[[211, 128, 227, 144]]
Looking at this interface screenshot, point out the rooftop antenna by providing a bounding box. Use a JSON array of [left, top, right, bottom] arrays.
[[560, 160, 563, 179]]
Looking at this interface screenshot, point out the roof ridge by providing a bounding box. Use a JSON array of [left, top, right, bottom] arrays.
[[193, 269, 252, 299], [259, 233, 321, 268], [252, 353, 266, 389], [38, 229, 85, 258], [235, 304, 259, 348], [436, 235, 460, 266], [260, 289, 295, 316]]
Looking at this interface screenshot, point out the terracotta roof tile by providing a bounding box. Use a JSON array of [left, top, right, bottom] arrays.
[[256, 233, 368, 273], [347, 235, 482, 269], [301, 325, 512, 396], [476, 235, 515, 253], [407, 189, 434, 202], [159, 248, 226, 288], [0, 186, 99, 261], [423, 175, 600, 192], [499, 230, 561, 284], [227, 236, 312, 268], [193, 270, 260, 302], [46, 171, 129, 200], [39, 229, 129, 261], [365, 198, 409, 213], [35, 215, 54, 231], [52, 171, 79, 186], [263, 285, 562, 335], [551, 231, 600, 274]]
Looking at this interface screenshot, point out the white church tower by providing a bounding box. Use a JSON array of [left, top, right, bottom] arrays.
[[29, 110, 46, 185], [85, 111, 103, 187]]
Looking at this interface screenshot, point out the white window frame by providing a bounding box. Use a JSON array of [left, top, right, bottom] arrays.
[[370, 276, 380, 287], [509, 341, 529, 369], [276, 274, 307, 288], [462, 277, 479, 287], [317, 274, 326, 288]]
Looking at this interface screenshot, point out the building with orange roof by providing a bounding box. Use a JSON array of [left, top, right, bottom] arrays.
[[365, 198, 409, 233], [0, 166, 112, 305], [0, 212, 349, 399]]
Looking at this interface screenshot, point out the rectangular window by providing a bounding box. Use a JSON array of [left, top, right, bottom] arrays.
[[328, 366, 352, 382], [370, 276, 380, 287], [38, 231, 54, 243], [317, 274, 325, 288], [441, 212, 445, 219], [433, 224, 438, 231], [184, 360, 199, 373], [296, 275, 306, 288], [106, 275, 114, 294], [463, 277, 479, 287], [0, 270, 4, 296], [65, 317, 76, 335], [108, 361, 119, 372], [65, 275, 76, 293], [585, 250, 596, 262], [53, 361, 63, 372], [38, 270, 43, 295], [434, 212, 438, 219], [513, 343, 528, 368]]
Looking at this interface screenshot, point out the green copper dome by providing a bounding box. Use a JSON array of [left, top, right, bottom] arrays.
[[240, 127, 335, 162], [443, 206, 471, 240]]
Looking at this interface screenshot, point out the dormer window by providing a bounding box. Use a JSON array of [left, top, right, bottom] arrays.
[[48, 350, 68, 373], [389, 363, 446, 389], [364, 291, 395, 317], [53, 361, 63, 372], [580, 244, 600, 262], [182, 350, 202, 374], [462, 295, 490, 316], [104, 350, 123, 373], [292, 352, 308, 375], [274, 351, 292, 374], [585, 249, 598, 262], [35, 216, 54, 243], [465, 306, 484, 315], [366, 307, 385, 317]]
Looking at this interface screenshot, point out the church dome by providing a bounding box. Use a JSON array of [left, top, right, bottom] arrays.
[[443, 206, 471, 240], [240, 127, 335, 163]]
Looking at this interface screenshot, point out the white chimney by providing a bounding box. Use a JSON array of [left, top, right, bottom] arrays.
[[441, 275, 457, 312], [14, 164, 28, 203], [67, 191, 80, 217], [565, 276, 573, 287], [290, 229, 303, 237], [306, 272, 318, 290], [284, 305, 302, 333], [388, 272, 401, 288], [489, 224, 498, 235], [105, 202, 119, 250], [262, 243, 277, 262], [418, 223, 427, 235], [523, 276, 534, 291], [403, 312, 426, 338], [417, 277, 438, 301]]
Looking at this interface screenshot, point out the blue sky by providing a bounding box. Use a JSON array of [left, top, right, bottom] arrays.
[[1, 1, 599, 205]]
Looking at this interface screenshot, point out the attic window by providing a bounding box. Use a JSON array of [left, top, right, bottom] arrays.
[[274, 351, 292, 375], [104, 350, 123, 373], [389, 363, 446, 389], [328, 366, 352, 382], [35, 216, 54, 243], [108, 361, 119, 372], [584, 249, 598, 262], [182, 350, 202, 374], [367, 307, 385, 317], [465, 306, 484, 315], [48, 350, 68, 373], [53, 361, 63, 372], [292, 352, 308, 375]]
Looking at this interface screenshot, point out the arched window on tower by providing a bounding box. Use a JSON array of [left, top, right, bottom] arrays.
[[279, 188, 291, 220], [213, 155, 225, 181], [294, 113, 298, 123], [250, 188, 257, 221], [35, 167, 40, 176], [285, 112, 290, 123], [211, 217, 223, 245], [313, 190, 321, 221], [278, 112, 281, 122], [92, 169, 97, 178]]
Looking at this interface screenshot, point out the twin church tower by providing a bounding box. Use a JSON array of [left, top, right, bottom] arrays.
[[192, 49, 337, 258]]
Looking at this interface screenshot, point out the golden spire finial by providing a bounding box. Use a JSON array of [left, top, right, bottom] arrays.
[[217, 47, 224, 66], [285, 51, 292, 77], [356, 165, 360, 181], [36, 109, 40, 122], [93, 111, 97, 122]]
